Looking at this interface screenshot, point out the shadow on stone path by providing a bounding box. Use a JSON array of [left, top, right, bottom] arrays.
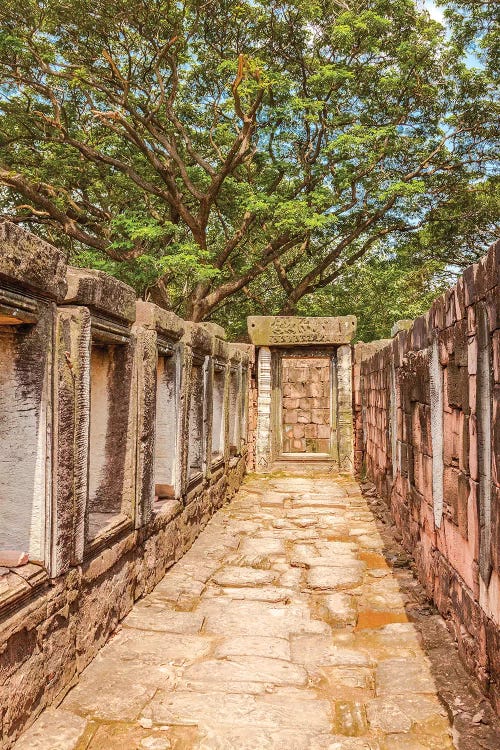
[[14, 475, 500, 749]]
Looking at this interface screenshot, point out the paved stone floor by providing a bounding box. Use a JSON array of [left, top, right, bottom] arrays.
[[14, 475, 500, 749]]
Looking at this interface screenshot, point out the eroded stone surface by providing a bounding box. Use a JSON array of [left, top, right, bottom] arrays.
[[13, 475, 499, 750], [11, 710, 87, 750]]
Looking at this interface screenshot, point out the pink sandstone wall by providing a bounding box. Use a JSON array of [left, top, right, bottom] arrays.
[[354, 240, 500, 713]]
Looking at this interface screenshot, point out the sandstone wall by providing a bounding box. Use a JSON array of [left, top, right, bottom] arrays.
[[0, 224, 253, 748], [354, 240, 500, 713], [282, 356, 332, 454]]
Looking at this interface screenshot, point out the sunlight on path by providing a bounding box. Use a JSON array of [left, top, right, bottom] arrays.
[[14, 475, 455, 749]]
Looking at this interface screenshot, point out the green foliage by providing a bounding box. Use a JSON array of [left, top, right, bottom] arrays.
[[297, 252, 450, 342], [0, 0, 497, 324], [439, 0, 499, 75], [211, 247, 451, 341]]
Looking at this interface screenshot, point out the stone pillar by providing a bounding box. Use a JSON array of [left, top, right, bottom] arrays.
[[389, 356, 399, 480], [429, 335, 444, 528], [255, 346, 272, 471], [337, 344, 354, 472], [53, 306, 91, 572], [477, 302, 492, 584]]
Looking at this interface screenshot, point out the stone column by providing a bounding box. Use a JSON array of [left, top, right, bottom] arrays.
[[337, 344, 354, 472], [429, 335, 444, 528], [53, 306, 91, 572], [255, 346, 272, 471]]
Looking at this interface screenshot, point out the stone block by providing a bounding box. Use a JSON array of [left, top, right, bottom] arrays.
[[304, 424, 317, 438], [494, 387, 500, 487], [64, 267, 136, 323], [181, 321, 213, 354], [311, 409, 328, 424], [247, 315, 357, 345], [317, 424, 330, 439], [317, 439, 331, 453], [306, 383, 322, 398], [200, 320, 227, 339], [443, 409, 461, 465], [0, 222, 67, 301], [457, 473, 470, 537], [0, 301, 55, 569], [463, 262, 479, 307], [52, 306, 91, 572], [11, 708, 87, 750], [135, 300, 185, 339], [469, 415, 479, 482], [493, 330, 500, 385], [288, 384, 305, 399], [391, 319, 413, 337], [446, 362, 469, 411], [475, 239, 499, 298]]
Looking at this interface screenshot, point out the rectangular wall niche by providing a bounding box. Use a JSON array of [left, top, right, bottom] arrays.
[[154, 344, 178, 511], [0, 312, 50, 565], [211, 361, 226, 462], [240, 367, 248, 446], [187, 355, 206, 482], [282, 356, 331, 454], [228, 365, 241, 457], [88, 338, 132, 540]]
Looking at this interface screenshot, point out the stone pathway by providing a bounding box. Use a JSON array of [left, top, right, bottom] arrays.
[[14, 475, 500, 749]]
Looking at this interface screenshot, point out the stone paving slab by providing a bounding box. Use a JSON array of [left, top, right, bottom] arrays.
[[12, 474, 500, 749]]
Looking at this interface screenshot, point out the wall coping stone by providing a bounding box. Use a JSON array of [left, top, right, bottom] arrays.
[[230, 342, 255, 364], [0, 222, 67, 301], [181, 321, 213, 354], [212, 335, 230, 361], [135, 300, 184, 340], [247, 315, 357, 346], [354, 340, 391, 364], [228, 347, 242, 365], [201, 321, 227, 340], [391, 319, 413, 337], [64, 267, 136, 323]]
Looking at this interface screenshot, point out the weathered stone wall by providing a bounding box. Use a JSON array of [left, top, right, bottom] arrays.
[[0, 224, 252, 748], [354, 240, 500, 713]]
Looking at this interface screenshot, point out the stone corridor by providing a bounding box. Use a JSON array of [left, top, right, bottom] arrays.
[[13, 475, 500, 750]]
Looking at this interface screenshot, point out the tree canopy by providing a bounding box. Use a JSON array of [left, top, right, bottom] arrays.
[[0, 0, 498, 326]]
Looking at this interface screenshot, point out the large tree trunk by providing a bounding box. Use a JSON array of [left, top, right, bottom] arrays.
[[184, 280, 212, 321], [278, 298, 299, 315]]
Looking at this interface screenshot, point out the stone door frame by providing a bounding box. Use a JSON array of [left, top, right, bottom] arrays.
[[248, 316, 357, 473]]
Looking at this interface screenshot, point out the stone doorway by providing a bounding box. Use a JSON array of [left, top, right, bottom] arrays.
[[274, 349, 337, 461], [248, 316, 356, 472]]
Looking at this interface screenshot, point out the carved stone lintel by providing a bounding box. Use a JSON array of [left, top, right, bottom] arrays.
[[247, 315, 356, 346]]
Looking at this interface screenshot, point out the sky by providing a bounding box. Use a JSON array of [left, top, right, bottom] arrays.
[[421, 0, 483, 68], [422, 0, 447, 26]]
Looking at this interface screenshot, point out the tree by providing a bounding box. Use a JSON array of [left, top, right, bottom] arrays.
[[210, 242, 453, 341], [439, 0, 499, 76], [295, 248, 451, 341], [0, 0, 497, 321]]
